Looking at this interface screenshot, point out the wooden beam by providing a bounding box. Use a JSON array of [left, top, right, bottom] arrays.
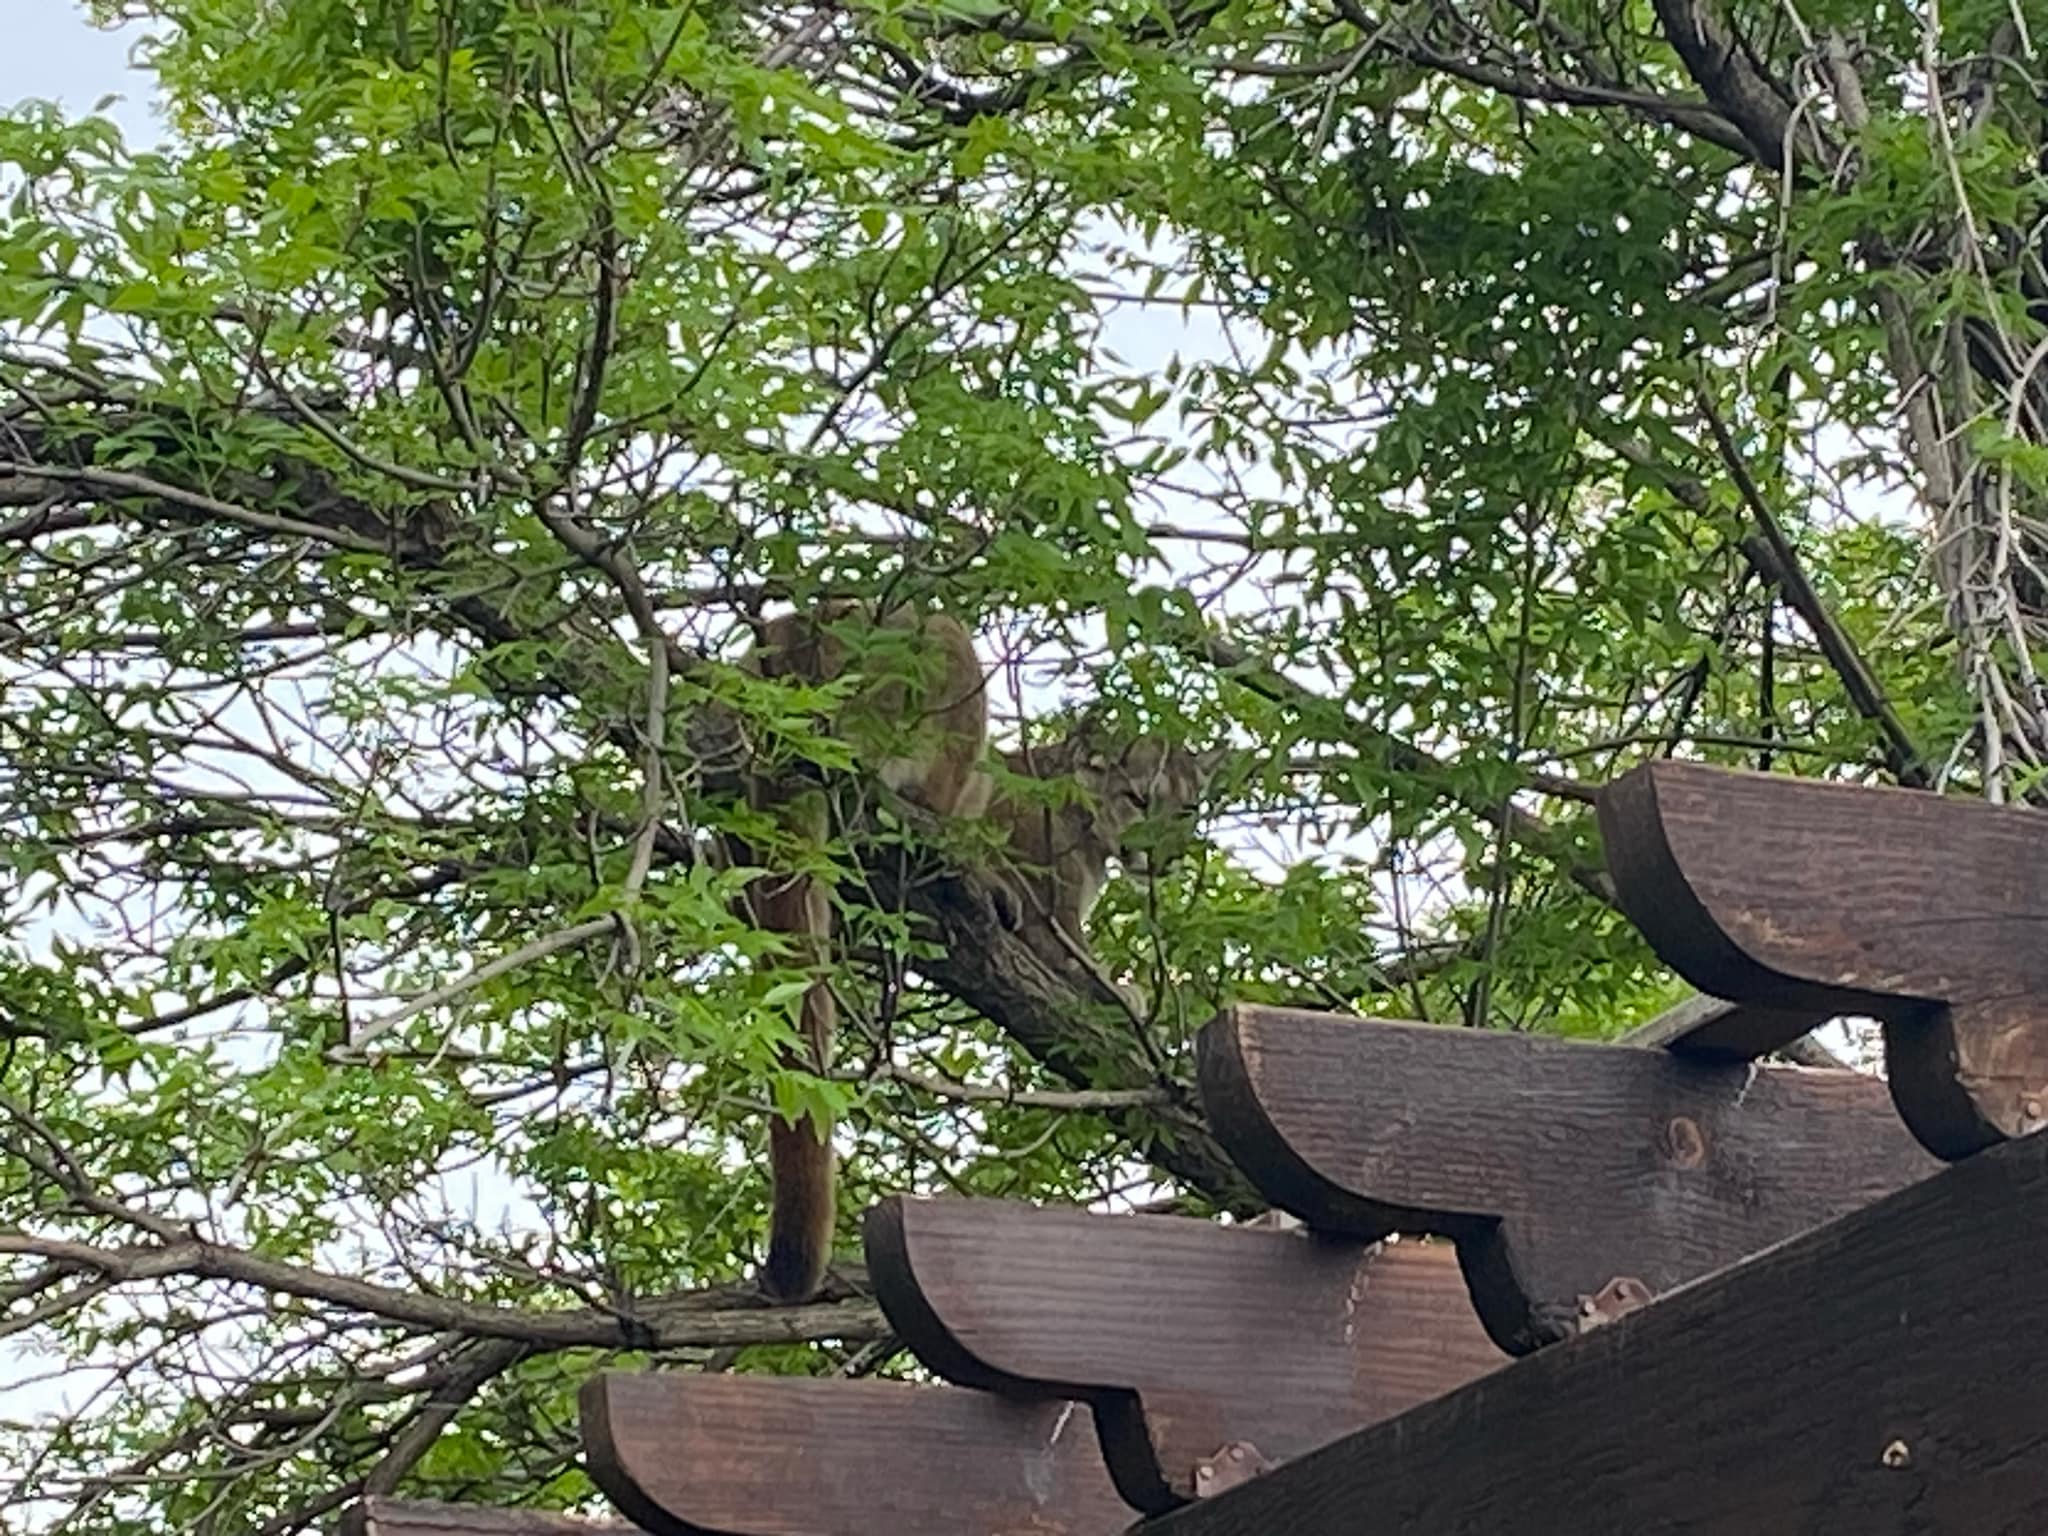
[[1600, 759, 2048, 1156], [1146, 1124, 2048, 1535], [1616, 992, 1838, 1062], [342, 1502, 628, 1536], [1198, 1005, 1936, 1352], [580, 1372, 1128, 1536], [863, 1196, 1502, 1512]]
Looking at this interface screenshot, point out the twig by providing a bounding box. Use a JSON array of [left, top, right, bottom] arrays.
[[0, 460, 390, 554], [1169, 619, 1617, 902], [1694, 393, 1931, 786], [332, 915, 618, 1059], [852, 1063, 1174, 1112]]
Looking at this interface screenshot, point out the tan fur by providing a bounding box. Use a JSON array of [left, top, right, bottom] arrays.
[[980, 731, 1218, 947], [741, 604, 1216, 1298], [743, 600, 988, 1301]]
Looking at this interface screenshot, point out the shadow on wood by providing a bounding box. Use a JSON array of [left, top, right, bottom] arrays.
[[1616, 991, 1836, 1057], [1148, 1122, 2048, 1535], [580, 1371, 1128, 1536], [1600, 759, 2048, 1157], [343, 1502, 631, 1536], [863, 1196, 1501, 1512], [1198, 1005, 1937, 1352]]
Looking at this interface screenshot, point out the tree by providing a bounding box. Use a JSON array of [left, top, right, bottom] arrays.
[[0, 0, 2038, 1528]]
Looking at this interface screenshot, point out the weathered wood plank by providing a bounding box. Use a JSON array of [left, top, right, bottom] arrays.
[[1600, 758, 2048, 1156], [342, 1502, 630, 1536], [1147, 1122, 2048, 1536], [580, 1372, 1128, 1536], [1615, 991, 1835, 1058], [863, 1196, 1501, 1513], [1198, 1004, 1937, 1352]]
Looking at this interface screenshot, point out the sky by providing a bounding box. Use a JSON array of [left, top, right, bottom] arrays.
[[3, 1, 158, 143]]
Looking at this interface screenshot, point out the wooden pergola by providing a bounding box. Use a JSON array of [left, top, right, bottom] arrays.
[[342, 760, 2048, 1535]]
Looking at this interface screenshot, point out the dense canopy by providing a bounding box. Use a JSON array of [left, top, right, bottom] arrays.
[[1, 0, 2042, 1529]]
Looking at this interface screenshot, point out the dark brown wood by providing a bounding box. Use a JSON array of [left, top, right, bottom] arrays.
[[1600, 759, 2048, 1157], [580, 1372, 1129, 1536], [1198, 1004, 1937, 1353], [863, 1197, 1501, 1513], [342, 1502, 630, 1536], [1148, 1123, 2048, 1536], [1616, 991, 1835, 1057]]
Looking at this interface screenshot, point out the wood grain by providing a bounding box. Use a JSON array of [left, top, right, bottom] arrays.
[[1148, 1125, 2048, 1536], [1199, 1004, 1937, 1352], [1600, 758, 2048, 1156], [863, 1197, 1501, 1512], [342, 1502, 630, 1536], [580, 1372, 1129, 1536]]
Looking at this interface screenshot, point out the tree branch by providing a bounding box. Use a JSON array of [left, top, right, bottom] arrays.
[[867, 848, 1261, 1213], [854, 1062, 1175, 1112], [1649, 0, 1818, 171], [1610, 421, 1929, 786], [0, 1232, 884, 1349], [1166, 618, 1617, 903]]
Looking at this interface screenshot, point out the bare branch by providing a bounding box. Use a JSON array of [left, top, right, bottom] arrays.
[[0, 1231, 885, 1349], [855, 1062, 1175, 1112]]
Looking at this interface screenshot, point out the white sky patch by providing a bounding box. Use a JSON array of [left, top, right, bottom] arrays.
[[1, 1, 159, 146]]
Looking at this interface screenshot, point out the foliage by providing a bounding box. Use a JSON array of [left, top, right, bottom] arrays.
[[0, 0, 2041, 1527]]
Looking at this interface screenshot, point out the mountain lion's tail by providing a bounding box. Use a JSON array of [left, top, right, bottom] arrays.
[[749, 826, 837, 1303]]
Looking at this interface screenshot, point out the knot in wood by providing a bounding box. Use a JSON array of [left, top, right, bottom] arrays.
[[1662, 1115, 1708, 1169]]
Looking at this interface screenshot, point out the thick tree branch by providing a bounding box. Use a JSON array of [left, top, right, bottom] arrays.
[[1650, 0, 1817, 171], [866, 847, 1260, 1213], [0, 1231, 885, 1349], [1380, 26, 1756, 161], [361, 1341, 530, 1497]]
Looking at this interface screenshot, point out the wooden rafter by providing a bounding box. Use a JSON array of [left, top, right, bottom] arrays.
[[1150, 1128, 2048, 1534]]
